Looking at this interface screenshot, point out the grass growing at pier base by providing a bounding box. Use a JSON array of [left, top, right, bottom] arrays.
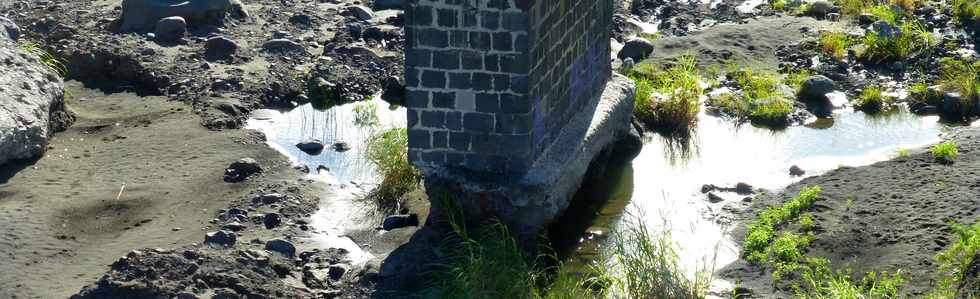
[[364, 128, 421, 212], [421, 201, 711, 299]]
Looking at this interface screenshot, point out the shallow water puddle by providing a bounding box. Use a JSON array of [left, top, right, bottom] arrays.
[[246, 97, 405, 185], [246, 96, 405, 265], [570, 108, 945, 292]]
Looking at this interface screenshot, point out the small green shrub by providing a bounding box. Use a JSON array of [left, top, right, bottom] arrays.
[[819, 32, 852, 60], [928, 221, 980, 298], [628, 55, 704, 134], [852, 86, 895, 113], [20, 42, 68, 77], [931, 141, 958, 163], [859, 21, 934, 63], [364, 128, 422, 211]]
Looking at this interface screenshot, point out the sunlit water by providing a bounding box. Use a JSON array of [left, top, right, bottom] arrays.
[[246, 92, 947, 289], [246, 96, 406, 265], [567, 107, 945, 294]]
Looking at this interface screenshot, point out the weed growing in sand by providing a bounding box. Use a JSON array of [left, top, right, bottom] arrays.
[[628, 56, 704, 134], [932, 141, 959, 163], [21, 42, 68, 77], [819, 32, 852, 60], [639, 32, 660, 43], [353, 101, 380, 127], [859, 20, 934, 63], [744, 186, 822, 263], [928, 221, 980, 298], [744, 186, 908, 297], [897, 148, 911, 157], [852, 86, 895, 113], [364, 128, 421, 212], [798, 261, 905, 299]]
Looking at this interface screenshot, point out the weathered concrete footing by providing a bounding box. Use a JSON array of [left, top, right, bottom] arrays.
[[422, 74, 638, 240]]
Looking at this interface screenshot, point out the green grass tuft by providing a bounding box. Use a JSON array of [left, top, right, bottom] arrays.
[[950, 0, 980, 21], [819, 32, 852, 60], [938, 58, 980, 102], [859, 20, 934, 63], [20, 42, 68, 78], [363, 128, 422, 212], [603, 211, 713, 299], [852, 86, 895, 113], [931, 141, 959, 163], [628, 55, 704, 134]]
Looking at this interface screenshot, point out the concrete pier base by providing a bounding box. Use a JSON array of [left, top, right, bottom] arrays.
[[421, 74, 638, 239]]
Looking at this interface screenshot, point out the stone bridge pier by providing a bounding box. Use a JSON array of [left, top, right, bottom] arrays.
[[404, 0, 639, 240]]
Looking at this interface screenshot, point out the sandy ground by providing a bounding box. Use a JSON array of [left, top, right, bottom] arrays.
[[0, 81, 293, 298], [723, 128, 980, 297], [648, 16, 843, 70]]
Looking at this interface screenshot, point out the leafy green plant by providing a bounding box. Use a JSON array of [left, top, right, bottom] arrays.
[[928, 221, 980, 298], [931, 141, 959, 163], [364, 128, 422, 211], [852, 86, 895, 113], [819, 32, 852, 60], [20, 42, 68, 77], [628, 55, 704, 134]]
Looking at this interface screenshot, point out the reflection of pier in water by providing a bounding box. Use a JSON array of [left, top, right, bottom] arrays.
[[246, 97, 406, 184]]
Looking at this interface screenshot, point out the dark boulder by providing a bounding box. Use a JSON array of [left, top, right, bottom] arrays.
[[224, 158, 261, 182], [204, 230, 237, 247], [296, 139, 325, 154], [265, 239, 296, 257], [617, 38, 654, 61], [381, 214, 418, 231], [789, 165, 805, 176], [798, 75, 836, 104], [205, 36, 238, 60]]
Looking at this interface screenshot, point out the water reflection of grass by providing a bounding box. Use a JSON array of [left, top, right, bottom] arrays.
[[659, 129, 701, 167]]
